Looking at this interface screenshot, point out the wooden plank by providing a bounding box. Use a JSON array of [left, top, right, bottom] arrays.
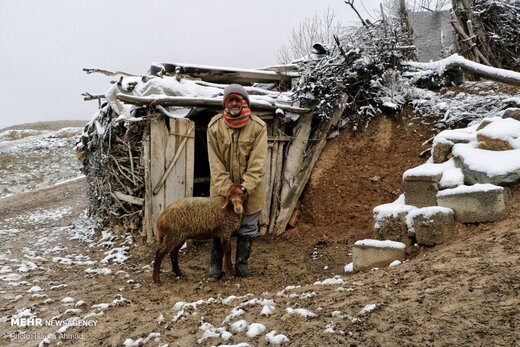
[[153, 122, 194, 195], [150, 117, 168, 239], [268, 118, 285, 234], [185, 120, 195, 198], [279, 112, 313, 204], [273, 94, 349, 235], [142, 130, 153, 243], [259, 121, 274, 235], [116, 94, 311, 114]]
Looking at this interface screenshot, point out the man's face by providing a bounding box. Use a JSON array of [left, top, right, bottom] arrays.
[[227, 96, 243, 117]]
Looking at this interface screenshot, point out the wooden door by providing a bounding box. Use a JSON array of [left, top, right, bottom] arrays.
[[144, 117, 194, 241]]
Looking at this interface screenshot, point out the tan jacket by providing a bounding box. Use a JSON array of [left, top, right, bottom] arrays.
[[207, 113, 268, 215]]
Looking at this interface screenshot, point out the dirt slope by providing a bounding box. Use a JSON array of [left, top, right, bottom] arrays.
[[1, 115, 519, 346]]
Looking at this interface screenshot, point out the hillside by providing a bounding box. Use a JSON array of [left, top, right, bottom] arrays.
[[1, 81, 519, 345]]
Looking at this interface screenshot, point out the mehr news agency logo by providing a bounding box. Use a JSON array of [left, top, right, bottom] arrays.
[[9, 317, 97, 340]]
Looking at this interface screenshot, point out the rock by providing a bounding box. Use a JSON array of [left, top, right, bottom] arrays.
[[352, 239, 405, 271], [432, 140, 454, 163], [476, 117, 520, 151], [476, 134, 513, 151], [406, 207, 455, 246], [437, 184, 506, 223], [373, 203, 416, 244], [452, 143, 520, 185], [503, 108, 520, 121]]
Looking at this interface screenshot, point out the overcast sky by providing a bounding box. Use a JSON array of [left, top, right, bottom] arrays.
[[0, 0, 382, 129]]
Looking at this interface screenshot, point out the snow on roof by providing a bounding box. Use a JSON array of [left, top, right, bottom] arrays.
[[104, 75, 293, 122]]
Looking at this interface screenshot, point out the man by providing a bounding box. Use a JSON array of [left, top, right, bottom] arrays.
[[207, 84, 268, 278]]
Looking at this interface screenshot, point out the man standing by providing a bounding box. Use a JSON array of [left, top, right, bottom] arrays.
[[207, 84, 268, 278]]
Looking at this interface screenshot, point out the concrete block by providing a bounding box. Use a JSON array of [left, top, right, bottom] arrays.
[[352, 239, 405, 271], [406, 207, 455, 246], [436, 184, 506, 223], [403, 172, 441, 207], [373, 203, 416, 244]]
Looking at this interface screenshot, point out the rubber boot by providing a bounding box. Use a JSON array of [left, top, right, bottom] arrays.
[[235, 235, 253, 277], [208, 237, 223, 279]]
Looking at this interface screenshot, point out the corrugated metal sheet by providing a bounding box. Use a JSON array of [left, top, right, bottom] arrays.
[[411, 11, 458, 62]]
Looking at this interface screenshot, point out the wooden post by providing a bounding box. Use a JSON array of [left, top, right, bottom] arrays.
[[268, 118, 284, 234], [259, 121, 274, 235], [273, 94, 348, 235], [142, 118, 154, 243]]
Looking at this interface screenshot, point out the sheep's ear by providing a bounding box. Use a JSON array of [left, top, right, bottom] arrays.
[[221, 196, 229, 209]]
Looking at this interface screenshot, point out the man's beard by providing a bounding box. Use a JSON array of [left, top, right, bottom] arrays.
[[229, 107, 242, 117]]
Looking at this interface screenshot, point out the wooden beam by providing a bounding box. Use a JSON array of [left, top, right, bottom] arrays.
[[273, 94, 349, 235], [116, 94, 311, 114], [160, 62, 299, 84]]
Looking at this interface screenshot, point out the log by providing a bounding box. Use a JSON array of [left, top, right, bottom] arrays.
[[142, 130, 154, 243], [116, 94, 311, 114], [111, 191, 144, 206], [403, 54, 520, 86], [160, 62, 299, 84]]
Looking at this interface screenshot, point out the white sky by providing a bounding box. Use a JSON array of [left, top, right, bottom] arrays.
[[0, 0, 382, 129]]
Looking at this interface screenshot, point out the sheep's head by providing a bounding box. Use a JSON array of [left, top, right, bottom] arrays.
[[222, 184, 248, 215]]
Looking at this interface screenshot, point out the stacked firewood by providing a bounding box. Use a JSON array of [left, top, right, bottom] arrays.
[[77, 105, 149, 234]]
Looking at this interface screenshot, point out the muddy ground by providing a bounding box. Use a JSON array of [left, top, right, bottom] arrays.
[[0, 114, 519, 346]]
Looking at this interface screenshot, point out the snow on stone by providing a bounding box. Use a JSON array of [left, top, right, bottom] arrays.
[[123, 332, 161, 347], [313, 275, 345, 286], [230, 319, 249, 333], [0, 273, 23, 281], [276, 285, 301, 297], [27, 286, 43, 293], [197, 321, 232, 344], [246, 323, 267, 338], [331, 310, 359, 322], [52, 257, 73, 265], [261, 305, 274, 316], [389, 260, 402, 267], [478, 117, 520, 148], [223, 307, 245, 323], [452, 143, 520, 177], [288, 291, 316, 299], [265, 330, 290, 345], [286, 307, 317, 318], [0, 265, 12, 273], [62, 297, 75, 303], [437, 183, 503, 197], [406, 206, 454, 234], [85, 267, 113, 275], [324, 323, 335, 333], [359, 303, 377, 315], [75, 300, 86, 307], [354, 239, 406, 249], [373, 201, 416, 230]]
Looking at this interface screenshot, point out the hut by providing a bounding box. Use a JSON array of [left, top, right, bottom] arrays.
[[78, 57, 348, 243]]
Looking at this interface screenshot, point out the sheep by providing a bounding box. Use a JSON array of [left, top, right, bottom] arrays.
[[152, 184, 247, 284]]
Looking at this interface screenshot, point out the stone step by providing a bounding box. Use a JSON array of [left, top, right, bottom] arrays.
[[352, 239, 405, 271], [436, 184, 506, 223], [373, 202, 415, 244], [406, 206, 455, 246]]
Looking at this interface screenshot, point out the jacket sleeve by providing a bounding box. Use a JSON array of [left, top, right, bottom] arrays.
[[241, 124, 268, 194], [207, 126, 233, 197]]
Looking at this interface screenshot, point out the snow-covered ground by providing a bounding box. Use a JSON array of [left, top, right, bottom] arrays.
[[0, 127, 83, 198]]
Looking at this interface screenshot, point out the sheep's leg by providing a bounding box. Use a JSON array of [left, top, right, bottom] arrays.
[[170, 242, 184, 277], [153, 248, 168, 284], [221, 236, 234, 278]]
